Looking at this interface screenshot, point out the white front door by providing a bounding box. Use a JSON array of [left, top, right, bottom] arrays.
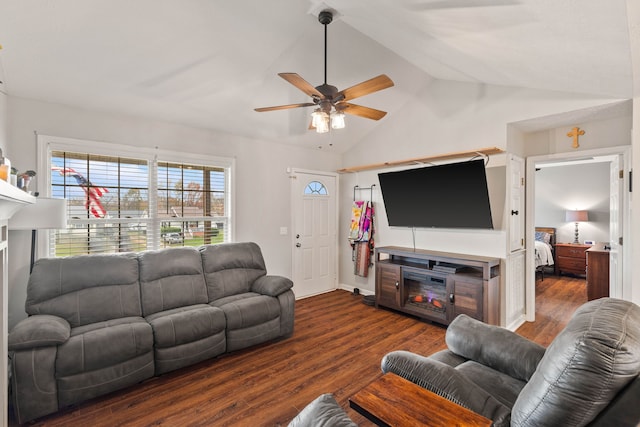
[[291, 170, 337, 298]]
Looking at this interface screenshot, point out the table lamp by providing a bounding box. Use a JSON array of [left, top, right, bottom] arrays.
[[565, 209, 589, 244]]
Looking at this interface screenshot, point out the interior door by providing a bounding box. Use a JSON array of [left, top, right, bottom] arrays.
[[609, 155, 623, 297], [509, 154, 525, 252], [506, 154, 526, 327], [291, 170, 337, 298]]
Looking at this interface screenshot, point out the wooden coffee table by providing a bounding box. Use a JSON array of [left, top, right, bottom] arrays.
[[349, 373, 492, 427]]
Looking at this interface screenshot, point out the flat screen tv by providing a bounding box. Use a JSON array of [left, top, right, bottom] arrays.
[[378, 159, 493, 229]]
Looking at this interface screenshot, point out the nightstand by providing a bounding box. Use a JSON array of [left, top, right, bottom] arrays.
[[555, 243, 590, 277]]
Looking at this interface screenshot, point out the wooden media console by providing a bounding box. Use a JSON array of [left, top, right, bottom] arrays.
[[375, 246, 500, 325]]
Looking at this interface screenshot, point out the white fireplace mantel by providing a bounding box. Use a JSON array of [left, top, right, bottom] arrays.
[[0, 180, 35, 427], [0, 179, 36, 217]]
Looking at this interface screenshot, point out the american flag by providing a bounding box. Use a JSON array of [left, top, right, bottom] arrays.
[[52, 166, 109, 218]]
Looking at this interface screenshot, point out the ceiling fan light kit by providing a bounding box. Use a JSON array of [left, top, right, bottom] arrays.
[[330, 110, 345, 129], [255, 10, 394, 134], [311, 109, 330, 133]]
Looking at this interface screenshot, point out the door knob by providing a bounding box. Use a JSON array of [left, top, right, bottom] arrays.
[[296, 243, 301, 248]]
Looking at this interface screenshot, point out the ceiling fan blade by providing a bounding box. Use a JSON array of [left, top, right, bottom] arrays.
[[254, 102, 316, 112], [338, 75, 394, 102], [340, 103, 388, 120], [278, 73, 324, 98]]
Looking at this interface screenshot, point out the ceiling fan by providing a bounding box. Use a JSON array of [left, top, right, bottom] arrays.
[[254, 10, 394, 133]]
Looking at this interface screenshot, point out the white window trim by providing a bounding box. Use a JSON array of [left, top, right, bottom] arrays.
[[36, 134, 236, 257]]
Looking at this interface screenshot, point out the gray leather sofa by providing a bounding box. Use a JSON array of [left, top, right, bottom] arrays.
[[382, 297, 640, 426], [8, 242, 294, 424]]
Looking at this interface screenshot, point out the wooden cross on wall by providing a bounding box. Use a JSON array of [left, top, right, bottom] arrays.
[[567, 127, 585, 148]]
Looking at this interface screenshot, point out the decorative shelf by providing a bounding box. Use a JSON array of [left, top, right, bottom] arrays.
[[0, 179, 36, 219], [337, 147, 504, 174]]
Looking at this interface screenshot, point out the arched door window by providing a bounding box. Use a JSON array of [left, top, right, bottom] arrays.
[[304, 180, 328, 195]]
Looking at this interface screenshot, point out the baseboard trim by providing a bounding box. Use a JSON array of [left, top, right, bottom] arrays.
[[339, 284, 374, 296], [506, 315, 526, 332]]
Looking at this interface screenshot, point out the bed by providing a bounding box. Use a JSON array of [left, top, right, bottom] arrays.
[[535, 227, 556, 280]]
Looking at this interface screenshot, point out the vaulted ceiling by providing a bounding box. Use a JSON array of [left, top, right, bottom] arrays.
[[0, 0, 633, 152]]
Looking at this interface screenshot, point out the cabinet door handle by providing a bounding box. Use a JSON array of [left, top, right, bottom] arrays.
[[511, 210, 519, 215], [395, 281, 399, 290], [449, 293, 455, 303]]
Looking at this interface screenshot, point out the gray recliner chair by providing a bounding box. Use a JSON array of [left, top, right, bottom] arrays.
[[382, 297, 640, 426]]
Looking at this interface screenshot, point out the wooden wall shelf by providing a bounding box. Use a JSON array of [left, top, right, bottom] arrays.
[[337, 147, 504, 174]]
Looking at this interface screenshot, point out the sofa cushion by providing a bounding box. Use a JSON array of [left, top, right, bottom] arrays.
[[456, 360, 526, 408], [446, 314, 545, 382], [428, 349, 468, 368], [145, 304, 226, 348], [139, 247, 208, 316], [57, 352, 154, 408], [200, 242, 267, 300], [512, 298, 640, 426], [26, 254, 141, 327], [211, 293, 280, 330], [56, 317, 153, 376]]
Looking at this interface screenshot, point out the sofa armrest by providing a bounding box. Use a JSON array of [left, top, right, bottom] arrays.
[[9, 315, 71, 351], [288, 393, 357, 427], [446, 314, 545, 382], [381, 350, 511, 426], [251, 275, 293, 297]]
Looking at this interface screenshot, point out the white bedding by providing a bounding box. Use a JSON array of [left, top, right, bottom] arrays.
[[535, 240, 554, 267]]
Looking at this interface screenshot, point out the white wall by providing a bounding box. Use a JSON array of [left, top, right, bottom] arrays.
[[627, 0, 640, 305], [535, 163, 610, 244], [523, 114, 632, 157], [338, 77, 629, 295], [0, 91, 6, 154], [6, 96, 341, 328]]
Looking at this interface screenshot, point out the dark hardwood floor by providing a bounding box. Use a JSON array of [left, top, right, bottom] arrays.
[[13, 275, 587, 426]]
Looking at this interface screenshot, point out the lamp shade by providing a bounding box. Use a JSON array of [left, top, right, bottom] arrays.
[[565, 209, 589, 223], [9, 197, 67, 230]]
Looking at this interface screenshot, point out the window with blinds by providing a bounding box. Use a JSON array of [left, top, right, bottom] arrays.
[[157, 162, 227, 249], [50, 149, 230, 256]]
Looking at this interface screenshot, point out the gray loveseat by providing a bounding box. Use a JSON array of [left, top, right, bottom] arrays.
[[8, 242, 295, 424], [382, 297, 640, 426]]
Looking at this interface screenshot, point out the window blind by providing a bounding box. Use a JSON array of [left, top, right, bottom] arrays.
[[49, 149, 230, 256]]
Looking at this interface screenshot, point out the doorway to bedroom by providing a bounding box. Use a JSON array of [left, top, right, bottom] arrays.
[[526, 147, 630, 321]]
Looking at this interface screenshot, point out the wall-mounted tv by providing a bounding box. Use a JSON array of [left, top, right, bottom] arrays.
[[378, 159, 493, 229]]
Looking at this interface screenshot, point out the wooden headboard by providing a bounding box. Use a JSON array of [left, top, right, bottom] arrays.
[[535, 227, 556, 245]]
